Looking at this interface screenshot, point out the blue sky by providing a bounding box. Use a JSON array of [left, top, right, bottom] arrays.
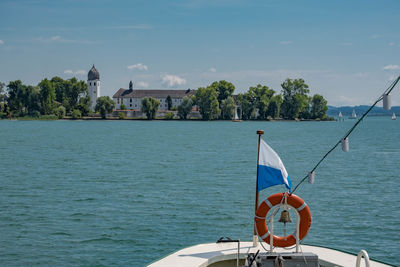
[[1, 0, 400, 106]]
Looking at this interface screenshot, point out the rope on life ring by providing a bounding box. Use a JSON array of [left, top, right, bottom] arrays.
[[254, 192, 312, 247]]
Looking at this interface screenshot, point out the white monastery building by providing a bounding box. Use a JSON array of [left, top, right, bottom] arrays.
[[113, 80, 195, 110], [87, 65, 100, 111]]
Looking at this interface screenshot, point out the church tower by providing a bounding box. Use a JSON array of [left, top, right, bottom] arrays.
[[87, 65, 100, 111]]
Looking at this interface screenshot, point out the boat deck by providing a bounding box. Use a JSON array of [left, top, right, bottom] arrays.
[[147, 241, 392, 267]]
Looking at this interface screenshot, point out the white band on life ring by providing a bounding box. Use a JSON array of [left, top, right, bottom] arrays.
[[296, 203, 307, 211]]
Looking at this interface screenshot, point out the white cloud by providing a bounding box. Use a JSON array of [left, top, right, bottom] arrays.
[[280, 41, 292, 45], [383, 64, 400, 70], [127, 63, 148, 71], [64, 69, 86, 75], [388, 42, 395, 46], [51, 35, 61, 41], [137, 81, 149, 88], [209, 67, 216, 73], [162, 74, 186, 87], [339, 42, 352, 46], [0, 40, 4, 45], [370, 34, 380, 39], [75, 70, 86, 75]]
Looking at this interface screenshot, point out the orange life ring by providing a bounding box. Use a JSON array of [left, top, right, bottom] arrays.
[[254, 192, 311, 247]]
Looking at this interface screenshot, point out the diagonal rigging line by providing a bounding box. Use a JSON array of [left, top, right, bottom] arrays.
[[291, 75, 400, 194]]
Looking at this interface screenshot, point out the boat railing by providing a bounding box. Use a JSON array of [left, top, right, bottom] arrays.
[[356, 250, 370, 267], [216, 237, 240, 267]]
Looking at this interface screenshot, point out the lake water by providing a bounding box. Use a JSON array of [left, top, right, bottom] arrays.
[[0, 118, 399, 266]]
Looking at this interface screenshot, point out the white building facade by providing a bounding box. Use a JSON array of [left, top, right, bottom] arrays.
[[112, 81, 195, 111], [87, 65, 100, 111]]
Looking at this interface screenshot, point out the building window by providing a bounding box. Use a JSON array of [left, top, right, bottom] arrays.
[[94, 91, 96, 93], [94, 82, 96, 86], [130, 98, 132, 102], [89, 82, 91, 86], [135, 104, 137, 107], [130, 104, 132, 107]]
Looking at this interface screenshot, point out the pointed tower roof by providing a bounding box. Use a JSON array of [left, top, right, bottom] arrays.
[[129, 80, 133, 90], [88, 64, 100, 80]]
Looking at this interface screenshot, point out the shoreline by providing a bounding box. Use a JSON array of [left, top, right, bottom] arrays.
[[1, 116, 339, 122]]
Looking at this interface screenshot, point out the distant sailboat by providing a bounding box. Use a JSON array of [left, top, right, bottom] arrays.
[[232, 108, 242, 122], [338, 111, 343, 121], [349, 109, 357, 119], [392, 112, 396, 120]]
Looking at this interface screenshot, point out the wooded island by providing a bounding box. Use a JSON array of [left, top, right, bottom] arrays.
[[0, 78, 330, 121]]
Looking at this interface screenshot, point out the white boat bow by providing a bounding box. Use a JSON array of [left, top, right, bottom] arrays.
[[147, 241, 392, 267]]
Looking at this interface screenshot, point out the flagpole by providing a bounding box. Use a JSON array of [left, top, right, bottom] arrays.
[[253, 130, 264, 246]]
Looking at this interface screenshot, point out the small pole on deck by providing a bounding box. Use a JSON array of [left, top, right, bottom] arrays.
[[253, 130, 264, 247]]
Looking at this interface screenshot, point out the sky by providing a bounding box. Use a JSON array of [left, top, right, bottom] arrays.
[[0, 0, 400, 106]]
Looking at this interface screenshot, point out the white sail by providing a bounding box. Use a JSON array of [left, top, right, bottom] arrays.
[[339, 112, 342, 118], [392, 113, 396, 120], [234, 109, 239, 120], [351, 109, 357, 118]]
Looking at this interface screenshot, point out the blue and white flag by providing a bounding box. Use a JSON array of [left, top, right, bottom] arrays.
[[258, 139, 292, 192]]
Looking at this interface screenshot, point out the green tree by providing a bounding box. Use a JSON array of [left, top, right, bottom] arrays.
[[177, 96, 193, 119], [164, 112, 174, 119], [26, 85, 41, 115], [7, 80, 26, 114], [248, 84, 275, 119], [51, 76, 66, 104], [77, 96, 91, 116], [237, 91, 256, 120], [166, 95, 173, 110], [266, 95, 283, 119], [297, 94, 311, 119], [55, 106, 66, 119], [95, 96, 115, 119], [221, 96, 236, 120], [39, 78, 56, 115], [195, 86, 220, 120], [120, 104, 127, 110], [310, 94, 328, 119], [71, 109, 81, 119], [209, 80, 235, 104], [0, 82, 5, 102], [63, 78, 88, 113], [141, 96, 160, 120], [2, 103, 10, 118], [280, 78, 310, 119], [118, 112, 126, 119], [7, 81, 41, 116]]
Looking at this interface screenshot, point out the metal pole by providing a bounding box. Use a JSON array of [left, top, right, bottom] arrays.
[[254, 130, 264, 247], [237, 240, 240, 267], [270, 212, 274, 253], [296, 211, 300, 253]]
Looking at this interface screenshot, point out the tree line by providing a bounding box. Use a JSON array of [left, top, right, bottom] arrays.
[[141, 78, 329, 120], [0, 77, 115, 119], [0, 77, 329, 120]]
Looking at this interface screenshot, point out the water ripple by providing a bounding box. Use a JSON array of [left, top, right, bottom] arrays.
[[0, 119, 399, 266]]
